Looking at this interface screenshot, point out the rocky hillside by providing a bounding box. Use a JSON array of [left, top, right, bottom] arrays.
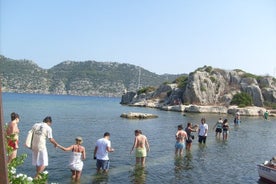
[[0, 55, 181, 97], [121, 66, 276, 108]]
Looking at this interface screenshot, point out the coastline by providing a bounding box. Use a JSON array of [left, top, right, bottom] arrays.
[[126, 99, 275, 117]]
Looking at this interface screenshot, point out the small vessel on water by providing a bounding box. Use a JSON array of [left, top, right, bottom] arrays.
[[257, 156, 276, 184]]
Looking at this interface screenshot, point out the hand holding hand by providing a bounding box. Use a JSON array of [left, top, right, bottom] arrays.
[[54, 143, 58, 148]]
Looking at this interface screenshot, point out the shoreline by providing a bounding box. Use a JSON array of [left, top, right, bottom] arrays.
[[125, 100, 275, 117]]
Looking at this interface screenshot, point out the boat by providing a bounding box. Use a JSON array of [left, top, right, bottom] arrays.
[[257, 158, 276, 184]]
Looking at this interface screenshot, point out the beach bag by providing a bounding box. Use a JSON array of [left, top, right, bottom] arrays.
[[25, 129, 34, 149]]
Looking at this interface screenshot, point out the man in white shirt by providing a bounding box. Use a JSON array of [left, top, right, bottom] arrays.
[[93, 132, 114, 173], [30, 116, 59, 179], [198, 118, 208, 144]]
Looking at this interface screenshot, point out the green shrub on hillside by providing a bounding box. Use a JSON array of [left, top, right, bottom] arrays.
[[205, 66, 213, 73], [137, 86, 156, 95], [200, 85, 206, 92], [241, 72, 258, 79], [173, 75, 188, 89], [210, 76, 216, 83], [230, 92, 252, 107], [167, 90, 172, 97]]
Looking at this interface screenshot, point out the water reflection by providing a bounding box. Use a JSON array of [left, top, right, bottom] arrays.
[[233, 124, 240, 131], [174, 151, 194, 181], [91, 172, 109, 184], [129, 165, 147, 184], [174, 152, 194, 172]]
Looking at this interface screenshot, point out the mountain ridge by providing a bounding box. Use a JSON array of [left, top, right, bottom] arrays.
[[0, 55, 182, 97]]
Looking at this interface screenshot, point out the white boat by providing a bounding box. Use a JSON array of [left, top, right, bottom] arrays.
[[257, 161, 276, 184]]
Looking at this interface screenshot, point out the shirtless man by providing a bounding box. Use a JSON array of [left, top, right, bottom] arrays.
[[175, 125, 187, 156], [130, 130, 150, 167]]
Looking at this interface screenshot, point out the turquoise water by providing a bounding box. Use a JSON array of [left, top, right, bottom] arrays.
[[2, 93, 276, 184]]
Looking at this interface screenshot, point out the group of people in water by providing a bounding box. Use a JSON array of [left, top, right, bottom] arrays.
[[5, 112, 150, 182], [7, 109, 269, 181], [174, 113, 241, 157]]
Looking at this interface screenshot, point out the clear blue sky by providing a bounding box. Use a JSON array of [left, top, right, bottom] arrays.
[[1, 0, 276, 76]]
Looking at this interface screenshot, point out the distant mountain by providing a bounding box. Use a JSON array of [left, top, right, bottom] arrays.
[[0, 55, 183, 97]]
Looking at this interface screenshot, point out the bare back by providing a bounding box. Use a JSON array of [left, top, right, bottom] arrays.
[[7, 121, 19, 140], [176, 130, 187, 143], [135, 134, 148, 148]]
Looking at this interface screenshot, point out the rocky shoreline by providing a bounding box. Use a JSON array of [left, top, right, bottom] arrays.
[[126, 99, 276, 117]]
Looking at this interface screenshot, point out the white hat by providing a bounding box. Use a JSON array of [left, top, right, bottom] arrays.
[[75, 136, 83, 144]]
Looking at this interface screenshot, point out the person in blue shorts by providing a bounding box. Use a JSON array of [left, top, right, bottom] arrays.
[[234, 111, 241, 125], [175, 125, 187, 156], [93, 132, 114, 173]]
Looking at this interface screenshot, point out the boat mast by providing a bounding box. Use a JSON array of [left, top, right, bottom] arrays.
[[137, 67, 141, 90]]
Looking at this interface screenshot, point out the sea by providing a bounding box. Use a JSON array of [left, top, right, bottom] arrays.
[[2, 93, 276, 184]]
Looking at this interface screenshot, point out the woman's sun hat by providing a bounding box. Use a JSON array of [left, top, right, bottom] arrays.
[[75, 136, 83, 144]]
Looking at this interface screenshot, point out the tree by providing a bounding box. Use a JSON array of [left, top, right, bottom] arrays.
[[230, 92, 253, 107]]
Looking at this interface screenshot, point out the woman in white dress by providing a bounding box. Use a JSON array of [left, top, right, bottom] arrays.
[[58, 137, 86, 181]]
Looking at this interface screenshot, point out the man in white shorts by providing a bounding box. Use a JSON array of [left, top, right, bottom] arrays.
[[30, 116, 59, 178]]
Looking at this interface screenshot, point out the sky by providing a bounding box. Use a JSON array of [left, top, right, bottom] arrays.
[[1, 0, 276, 76]]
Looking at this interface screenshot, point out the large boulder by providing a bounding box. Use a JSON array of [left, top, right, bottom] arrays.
[[150, 84, 174, 100], [184, 105, 228, 114], [120, 91, 136, 104], [240, 78, 264, 106], [183, 68, 231, 105], [262, 88, 276, 103], [227, 106, 266, 116], [260, 77, 276, 103]]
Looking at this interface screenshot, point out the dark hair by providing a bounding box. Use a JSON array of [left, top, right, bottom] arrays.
[[135, 129, 142, 134], [104, 132, 110, 137], [223, 119, 228, 123], [201, 118, 206, 123], [178, 125, 183, 130], [187, 122, 191, 127], [11, 112, 19, 121], [43, 116, 52, 123]]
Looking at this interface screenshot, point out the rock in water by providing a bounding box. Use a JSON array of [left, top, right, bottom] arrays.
[[120, 112, 158, 119]]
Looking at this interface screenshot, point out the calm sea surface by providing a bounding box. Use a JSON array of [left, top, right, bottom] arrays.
[[2, 93, 276, 184]]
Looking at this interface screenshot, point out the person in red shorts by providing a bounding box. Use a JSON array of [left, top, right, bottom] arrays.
[[6, 112, 20, 163]]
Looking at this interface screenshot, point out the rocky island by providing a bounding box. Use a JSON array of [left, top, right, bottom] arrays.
[[120, 112, 158, 119], [121, 66, 276, 117]]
